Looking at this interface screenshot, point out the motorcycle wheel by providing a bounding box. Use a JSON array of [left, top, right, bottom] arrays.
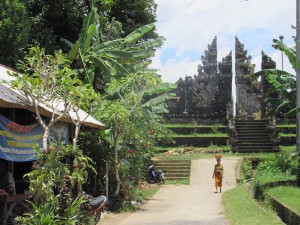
[[158, 178, 165, 185], [94, 211, 101, 225]]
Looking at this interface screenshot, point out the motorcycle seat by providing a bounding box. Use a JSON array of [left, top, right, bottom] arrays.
[[90, 195, 106, 208]]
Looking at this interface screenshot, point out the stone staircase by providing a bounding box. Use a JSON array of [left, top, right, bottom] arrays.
[[151, 160, 191, 180], [235, 120, 279, 152]]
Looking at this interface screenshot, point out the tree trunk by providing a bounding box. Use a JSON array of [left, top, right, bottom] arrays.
[[42, 126, 49, 152], [114, 133, 122, 196], [73, 123, 80, 151]]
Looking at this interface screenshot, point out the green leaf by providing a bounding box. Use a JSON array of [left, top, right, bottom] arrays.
[[143, 93, 175, 108], [273, 39, 296, 70], [68, 40, 79, 63], [144, 82, 177, 95], [79, 7, 97, 52], [83, 24, 96, 53], [124, 23, 155, 45]]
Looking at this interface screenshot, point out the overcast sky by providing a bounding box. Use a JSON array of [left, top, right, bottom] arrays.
[[151, 0, 296, 83]]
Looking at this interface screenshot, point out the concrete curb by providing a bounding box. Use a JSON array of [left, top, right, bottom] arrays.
[[235, 156, 244, 183]]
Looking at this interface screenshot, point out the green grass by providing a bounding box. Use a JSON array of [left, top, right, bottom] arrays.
[[135, 187, 159, 202], [223, 185, 283, 225], [279, 133, 296, 137], [163, 133, 228, 138], [165, 178, 190, 185], [164, 124, 225, 128], [276, 124, 296, 128], [280, 145, 296, 154], [267, 186, 300, 214], [156, 152, 217, 160]]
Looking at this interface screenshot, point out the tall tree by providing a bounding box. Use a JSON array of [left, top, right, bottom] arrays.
[[108, 0, 158, 40], [0, 0, 30, 67], [22, 0, 88, 54]]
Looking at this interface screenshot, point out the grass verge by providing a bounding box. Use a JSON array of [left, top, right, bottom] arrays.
[[165, 178, 190, 185], [267, 186, 300, 214], [135, 186, 159, 202], [164, 124, 225, 128], [276, 124, 296, 128], [223, 185, 283, 225], [163, 133, 228, 137]]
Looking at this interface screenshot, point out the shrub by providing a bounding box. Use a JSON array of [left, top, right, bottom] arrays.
[[253, 153, 297, 200], [241, 158, 253, 182]]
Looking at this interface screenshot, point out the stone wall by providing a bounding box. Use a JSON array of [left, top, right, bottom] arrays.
[[166, 36, 269, 122], [166, 37, 232, 123]]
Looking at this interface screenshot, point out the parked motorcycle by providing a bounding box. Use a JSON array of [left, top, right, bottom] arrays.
[[82, 192, 107, 224], [148, 165, 165, 184]]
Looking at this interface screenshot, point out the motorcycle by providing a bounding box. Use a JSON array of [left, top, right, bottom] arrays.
[[148, 165, 165, 184], [82, 192, 107, 224]]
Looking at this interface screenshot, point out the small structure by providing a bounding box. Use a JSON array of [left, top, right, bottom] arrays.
[[0, 64, 105, 193]]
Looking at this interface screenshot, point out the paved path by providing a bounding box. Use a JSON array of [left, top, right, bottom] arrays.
[[100, 157, 238, 225]]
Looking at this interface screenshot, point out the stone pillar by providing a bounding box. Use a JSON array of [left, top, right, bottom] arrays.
[[235, 36, 260, 119], [261, 51, 276, 118]]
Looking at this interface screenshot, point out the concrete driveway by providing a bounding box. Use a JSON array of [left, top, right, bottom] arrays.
[[100, 157, 238, 225]]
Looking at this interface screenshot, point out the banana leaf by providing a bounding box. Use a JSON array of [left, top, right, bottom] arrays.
[[124, 23, 155, 45]]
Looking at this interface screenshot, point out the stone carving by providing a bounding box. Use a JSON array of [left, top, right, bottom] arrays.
[[235, 37, 260, 119], [165, 37, 232, 123], [261, 51, 277, 118]]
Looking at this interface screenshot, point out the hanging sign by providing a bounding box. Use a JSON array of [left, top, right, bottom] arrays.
[[0, 114, 43, 162]]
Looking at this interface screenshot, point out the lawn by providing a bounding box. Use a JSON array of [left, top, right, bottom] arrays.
[[165, 178, 190, 185], [164, 124, 225, 128], [276, 124, 296, 128], [162, 133, 229, 137], [267, 186, 300, 214], [223, 185, 283, 225]]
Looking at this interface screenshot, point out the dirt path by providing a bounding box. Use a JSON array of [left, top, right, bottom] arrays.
[[99, 157, 238, 225]]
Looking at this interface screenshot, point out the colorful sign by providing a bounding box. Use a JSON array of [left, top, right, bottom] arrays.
[[0, 114, 43, 162]]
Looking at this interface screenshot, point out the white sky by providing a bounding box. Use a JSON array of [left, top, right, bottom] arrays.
[[151, 0, 296, 83]]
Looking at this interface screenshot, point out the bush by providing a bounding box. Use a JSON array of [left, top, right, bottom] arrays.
[[253, 152, 298, 200], [241, 158, 253, 182]]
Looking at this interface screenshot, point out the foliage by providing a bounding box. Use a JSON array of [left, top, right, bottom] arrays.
[[17, 197, 86, 225], [18, 144, 93, 223], [22, 0, 89, 54], [241, 158, 253, 182], [254, 38, 299, 118], [7, 47, 99, 152], [108, 0, 158, 40], [94, 72, 175, 196], [223, 185, 283, 225], [66, 5, 165, 88], [253, 151, 298, 200], [0, 0, 30, 67]]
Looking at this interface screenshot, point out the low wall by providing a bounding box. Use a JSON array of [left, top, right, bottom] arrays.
[[162, 136, 228, 147], [267, 193, 300, 225]]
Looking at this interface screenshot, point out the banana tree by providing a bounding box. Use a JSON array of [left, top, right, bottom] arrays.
[[254, 38, 299, 118], [63, 6, 165, 86]]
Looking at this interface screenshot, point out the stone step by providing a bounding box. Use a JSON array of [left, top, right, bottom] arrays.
[[164, 172, 190, 176], [165, 177, 190, 180], [237, 136, 270, 139], [237, 132, 269, 135], [238, 142, 272, 146], [237, 148, 279, 153], [235, 124, 268, 127], [152, 160, 191, 164], [153, 162, 191, 166], [237, 146, 274, 150], [161, 169, 190, 173], [235, 120, 268, 123]]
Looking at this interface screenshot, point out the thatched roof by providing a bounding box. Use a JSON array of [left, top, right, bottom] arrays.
[[0, 65, 105, 130]]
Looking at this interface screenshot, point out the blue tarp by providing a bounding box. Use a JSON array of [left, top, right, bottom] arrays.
[[0, 114, 43, 162]]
